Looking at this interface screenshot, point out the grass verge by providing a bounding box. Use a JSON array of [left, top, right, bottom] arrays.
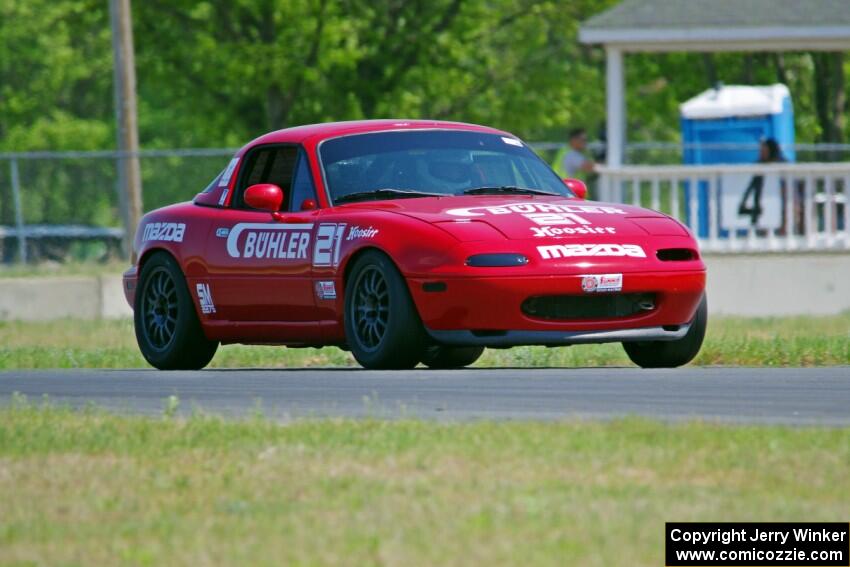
[[1, 403, 848, 566], [0, 313, 848, 369]]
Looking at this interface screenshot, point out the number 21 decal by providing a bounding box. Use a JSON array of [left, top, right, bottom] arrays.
[[312, 223, 346, 267]]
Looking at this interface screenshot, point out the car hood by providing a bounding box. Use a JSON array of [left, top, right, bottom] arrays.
[[339, 195, 686, 241]]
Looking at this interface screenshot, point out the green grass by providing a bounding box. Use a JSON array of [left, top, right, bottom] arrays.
[[0, 313, 848, 369], [1, 403, 848, 566]]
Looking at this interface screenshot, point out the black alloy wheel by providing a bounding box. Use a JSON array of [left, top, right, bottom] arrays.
[[134, 252, 218, 370], [344, 251, 426, 369], [351, 265, 390, 352], [140, 266, 178, 350]]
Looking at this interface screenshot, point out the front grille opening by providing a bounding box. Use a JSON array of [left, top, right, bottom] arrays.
[[663, 324, 680, 332], [657, 248, 697, 261], [522, 293, 657, 321]]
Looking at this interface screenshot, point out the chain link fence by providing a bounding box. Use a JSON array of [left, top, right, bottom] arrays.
[[2, 143, 850, 264], [0, 149, 234, 263]]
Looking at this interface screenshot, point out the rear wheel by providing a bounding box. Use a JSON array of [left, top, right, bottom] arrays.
[[134, 252, 218, 370], [421, 345, 484, 369], [622, 294, 707, 368], [344, 251, 425, 369]]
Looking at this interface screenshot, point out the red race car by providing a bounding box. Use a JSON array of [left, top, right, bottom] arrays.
[[123, 120, 706, 370]]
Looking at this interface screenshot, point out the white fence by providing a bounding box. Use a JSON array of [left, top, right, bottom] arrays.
[[599, 163, 850, 253]]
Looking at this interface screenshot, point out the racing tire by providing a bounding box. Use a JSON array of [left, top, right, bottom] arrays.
[[134, 252, 218, 370], [344, 250, 426, 369], [622, 294, 707, 369], [421, 345, 485, 369]]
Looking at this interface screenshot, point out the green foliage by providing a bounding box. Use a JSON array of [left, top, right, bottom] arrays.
[[127, 0, 622, 145], [0, 0, 114, 150], [1, 0, 848, 221], [3, 0, 849, 152]]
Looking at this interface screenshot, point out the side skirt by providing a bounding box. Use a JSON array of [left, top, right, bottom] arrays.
[[425, 324, 691, 348]]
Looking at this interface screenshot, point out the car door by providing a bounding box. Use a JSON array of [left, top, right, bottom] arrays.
[[203, 145, 320, 323]]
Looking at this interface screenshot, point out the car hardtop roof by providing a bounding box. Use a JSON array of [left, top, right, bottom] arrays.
[[242, 119, 512, 150]]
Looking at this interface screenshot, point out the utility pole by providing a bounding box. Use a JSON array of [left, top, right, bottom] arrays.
[[110, 0, 143, 260]]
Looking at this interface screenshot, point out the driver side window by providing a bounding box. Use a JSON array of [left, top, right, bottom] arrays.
[[235, 145, 299, 210]]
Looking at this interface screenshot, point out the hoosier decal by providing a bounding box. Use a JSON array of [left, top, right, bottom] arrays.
[[346, 225, 378, 240], [225, 223, 313, 259], [531, 226, 616, 237]]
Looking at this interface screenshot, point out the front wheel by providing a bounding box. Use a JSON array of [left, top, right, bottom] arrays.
[[622, 294, 707, 368], [134, 252, 218, 370], [344, 251, 426, 369]]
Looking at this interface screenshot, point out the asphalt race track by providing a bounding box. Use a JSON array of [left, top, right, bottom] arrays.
[[1, 367, 848, 425]]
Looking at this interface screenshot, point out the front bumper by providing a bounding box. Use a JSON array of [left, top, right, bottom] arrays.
[[122, 266, 138, 309], [408, 269, 705, 334]]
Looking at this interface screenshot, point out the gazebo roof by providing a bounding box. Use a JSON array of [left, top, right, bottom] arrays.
[[579, 0, 850, 51]]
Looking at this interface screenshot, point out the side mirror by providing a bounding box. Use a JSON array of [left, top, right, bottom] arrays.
[[244, 183, 284, 212], [564, 178, 587, 200]]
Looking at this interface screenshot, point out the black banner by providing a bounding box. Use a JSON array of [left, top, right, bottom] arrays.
[[666, 523, 849, 566]]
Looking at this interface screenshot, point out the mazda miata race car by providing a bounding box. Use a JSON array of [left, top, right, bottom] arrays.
[[123, 120, 706, 370]]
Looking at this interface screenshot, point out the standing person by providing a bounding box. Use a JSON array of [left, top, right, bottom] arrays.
[[562, 127, 597, 178]]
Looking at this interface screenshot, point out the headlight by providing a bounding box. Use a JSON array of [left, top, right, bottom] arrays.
[[465, 253, 529, 267]]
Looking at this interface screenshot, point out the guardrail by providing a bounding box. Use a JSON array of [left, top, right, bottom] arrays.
[[598, 163, 850, 253]]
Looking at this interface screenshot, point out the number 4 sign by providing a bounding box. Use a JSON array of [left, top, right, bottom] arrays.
[[719, 173, 782, 231]]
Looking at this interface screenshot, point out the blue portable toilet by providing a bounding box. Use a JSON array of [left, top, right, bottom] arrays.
[[680, 84, 795, 237]]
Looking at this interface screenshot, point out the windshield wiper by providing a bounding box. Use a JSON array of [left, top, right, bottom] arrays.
[[462, 186, 560, 197], [334, 188, 444, 204]]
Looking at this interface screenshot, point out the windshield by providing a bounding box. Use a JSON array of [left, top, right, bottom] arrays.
[[319, 130, 572, 204]]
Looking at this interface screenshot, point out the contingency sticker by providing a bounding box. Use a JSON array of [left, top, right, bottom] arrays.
[[218, 157, 240, 187], [501, 136, 523, 147], [217, 157, 241, 205], [581, 274, 623, 293], [315, 280, 337, 300]]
